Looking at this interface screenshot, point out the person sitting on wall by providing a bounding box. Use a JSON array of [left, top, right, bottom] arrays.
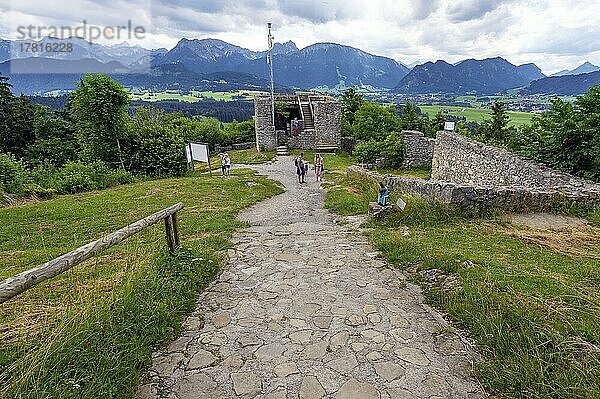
[[292, 117, 300, 139], [378, 182, 390, 206]]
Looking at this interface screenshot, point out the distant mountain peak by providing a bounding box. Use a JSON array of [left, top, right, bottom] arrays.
[[551, 61, 600, 77], [272, 40, 298, 55]]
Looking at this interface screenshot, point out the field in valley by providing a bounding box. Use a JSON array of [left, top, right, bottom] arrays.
[[419, 105, 535, 127], [129, 90, 264, 103]]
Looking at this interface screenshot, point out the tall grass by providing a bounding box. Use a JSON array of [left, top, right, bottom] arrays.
[[0, 168, 283, 398]]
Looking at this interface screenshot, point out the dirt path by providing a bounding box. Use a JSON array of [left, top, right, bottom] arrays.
[[139, 157, 484, 399]]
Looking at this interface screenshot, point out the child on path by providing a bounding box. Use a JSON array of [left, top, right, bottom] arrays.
[[219, 152, 231, 178], [294, 152, 306, 184], [314, 153, 324, 181]]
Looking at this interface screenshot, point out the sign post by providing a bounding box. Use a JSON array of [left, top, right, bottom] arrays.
[[185, 142, 212, 177], [444, 121, 456, 132]]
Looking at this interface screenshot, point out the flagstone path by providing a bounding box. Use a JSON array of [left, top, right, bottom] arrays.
[[138, 157, 485, 399]]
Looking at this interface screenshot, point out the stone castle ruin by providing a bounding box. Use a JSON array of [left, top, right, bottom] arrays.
[[352, 130, 600, 211], [254, 94, 341, 151]]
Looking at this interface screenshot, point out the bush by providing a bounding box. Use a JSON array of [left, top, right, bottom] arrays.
[[354, 141, 383, 164], [52, 161, 133, 194], [129, 108, 187, 177], [381, 131, 405, 168], [53, 161, 98, 193], [0, 152, 27, 194]]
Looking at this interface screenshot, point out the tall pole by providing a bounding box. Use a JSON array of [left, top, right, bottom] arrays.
[[267, 23, 275, 127]]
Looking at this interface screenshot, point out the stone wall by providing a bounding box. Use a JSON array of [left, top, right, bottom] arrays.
[[348, 166, 600, 211], [401, 130, 435, 168], [254, 95, 276, 150], [313, 101, 342, 146], [432, 131, 596, 189], [215, 142, 256, 153], [287, 129, 317, 150]]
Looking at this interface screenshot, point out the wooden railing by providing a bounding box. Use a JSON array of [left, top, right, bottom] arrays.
[[0, 202, 184, 304]]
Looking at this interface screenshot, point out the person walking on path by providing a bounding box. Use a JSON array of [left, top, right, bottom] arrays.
[[292, 117, 300, 139], [314, 153, 324, 181], [219, 152, 231, 178], [294, 152, 306, 184]]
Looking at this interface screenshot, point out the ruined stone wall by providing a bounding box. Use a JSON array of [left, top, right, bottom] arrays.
[[313, 102, 341, 146], [254, 94, 341, 151], [287, 130, 317, 150], [432, 131, 596, 189], [348, 166, 600, 211], [401, 130, 435, 168], [215, 142, 255, 153], [254, 95, 276, 150]]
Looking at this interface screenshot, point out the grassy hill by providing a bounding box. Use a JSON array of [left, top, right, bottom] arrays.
[[0, 158, 282, 397]]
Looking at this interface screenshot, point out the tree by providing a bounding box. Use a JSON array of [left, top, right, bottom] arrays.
[[70, 74, 131, 169], [517, 87, 600, 180], [477, 101, 511, 145], [352, 102, 401, 141], [0, 75, 35, 159], [28, 105, 79, 167], [340, 88, 364, 126], [128, 107, 186, 176], [399, 100, 419, 130]]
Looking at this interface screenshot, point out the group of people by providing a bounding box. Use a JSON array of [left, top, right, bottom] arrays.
[[294, 152, 324, 184]]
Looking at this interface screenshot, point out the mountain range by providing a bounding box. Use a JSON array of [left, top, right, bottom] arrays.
[[0, 36, 599, 96], [550, 61, 600, 77], [393, 57, 545, 94]]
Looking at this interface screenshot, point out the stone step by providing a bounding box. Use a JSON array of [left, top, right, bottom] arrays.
[[276, 145, 288, 156]]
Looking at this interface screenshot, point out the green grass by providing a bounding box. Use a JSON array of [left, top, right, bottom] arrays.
[[419, 105, 535, 127], [192, 148, 276, 174], [375, 166, 432, 180], [129, 90, 264, 103], [0, 168, 283, 398], [322, 164, 600, 398]]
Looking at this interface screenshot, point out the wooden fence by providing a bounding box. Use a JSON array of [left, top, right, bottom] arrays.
[[0, 202, 183, 304]]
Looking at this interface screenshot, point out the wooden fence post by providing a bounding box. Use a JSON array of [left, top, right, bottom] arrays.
[[0, 202, 184, 304], [172, 213, 180, 247], [164, 216, 175, 254]]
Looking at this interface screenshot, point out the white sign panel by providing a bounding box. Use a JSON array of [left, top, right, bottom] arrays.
[[396, 197, 406, 211], [186, 142, 210, 163], [444, 121, 456, 131]]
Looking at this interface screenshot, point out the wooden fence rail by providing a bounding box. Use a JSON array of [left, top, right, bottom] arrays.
[[0, 202, 184, 304]]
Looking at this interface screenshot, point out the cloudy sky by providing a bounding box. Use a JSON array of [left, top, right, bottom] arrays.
[[1, 0, 599, 74]]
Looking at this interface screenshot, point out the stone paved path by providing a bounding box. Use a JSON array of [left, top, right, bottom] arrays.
[[139, 157, 485, 399]]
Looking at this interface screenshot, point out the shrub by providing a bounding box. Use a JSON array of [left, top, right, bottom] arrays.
[[54, 161, 98, 194], [354, 141, 383, 164], [98, 168, 135, 188], [52, 161, 133, 194], [381, 131, 405, 168], [0, 152, 27, 194]]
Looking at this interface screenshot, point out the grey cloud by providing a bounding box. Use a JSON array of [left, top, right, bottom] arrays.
[[410, 0, 441, 20], [446, 0, 504, 22], [520, 26, 600, 56], [277, 0, 341, 23]]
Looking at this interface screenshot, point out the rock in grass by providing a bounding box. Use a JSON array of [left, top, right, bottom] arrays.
[[368, 202, 398, 218]]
